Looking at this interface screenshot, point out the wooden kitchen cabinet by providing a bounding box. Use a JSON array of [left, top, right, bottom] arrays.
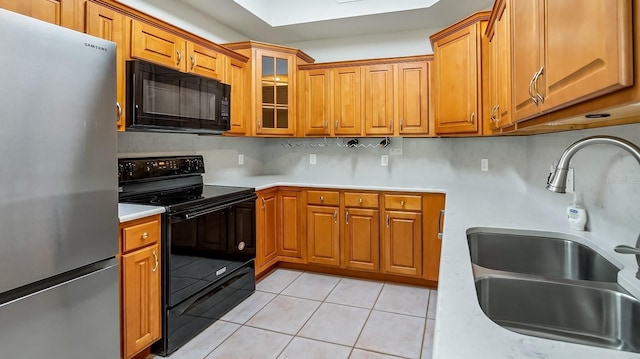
[[431, 12, 489, 135], [85, 1, 126, 131], [277, 189, 305, 261], [364, 64, 395, 136], [0, 0, 83, 31], [397, 61, 430, 135], [382, 194, 423, 277], [512, 0, 632, 123], [342, 192, 379, 272], [256, 189, 278, 276], [301, 66, 363, 136], [486, 0, 512, 131], [226, 56, 249, 135], [423, 193, 446, 282], [130, 20, 226, 80], [119, 215, 161, 359], [306, 190, 340, 267]]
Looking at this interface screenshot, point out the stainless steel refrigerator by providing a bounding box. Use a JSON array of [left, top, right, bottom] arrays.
[[0, 9, 119, 359]]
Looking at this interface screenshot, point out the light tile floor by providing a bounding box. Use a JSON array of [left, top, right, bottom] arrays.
[[149, 269, 437, 359]]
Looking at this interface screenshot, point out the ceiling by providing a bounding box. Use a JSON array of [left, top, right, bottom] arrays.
[[175, 0, 494, 44]]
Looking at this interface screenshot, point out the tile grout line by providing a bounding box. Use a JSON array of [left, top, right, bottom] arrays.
[[350, 280, 385, 355], [198, 320, 244, 359], [418, 289, 432, 359]]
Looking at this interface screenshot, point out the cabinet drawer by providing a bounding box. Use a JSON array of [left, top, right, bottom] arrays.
[[122, 218, 160, 253], [307, 190, 340, 206], [344, 192, 379, 208], [384, 194, 422, 211]]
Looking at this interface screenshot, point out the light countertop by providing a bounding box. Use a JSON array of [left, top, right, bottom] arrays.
[[118, 203, 165, 223], [208, 175, 640, 359]]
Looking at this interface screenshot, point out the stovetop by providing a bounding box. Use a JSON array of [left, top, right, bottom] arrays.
[[118, 155, 255, 211]]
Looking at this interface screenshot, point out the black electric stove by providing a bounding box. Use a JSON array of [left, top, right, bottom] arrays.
[[118, 155, 257, 356]]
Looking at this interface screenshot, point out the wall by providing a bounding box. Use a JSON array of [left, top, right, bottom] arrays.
[[524, 123, 640, 250], [284, 29, 439, 63], [117, 132, 266, 183], [115, 0, 247, 43]]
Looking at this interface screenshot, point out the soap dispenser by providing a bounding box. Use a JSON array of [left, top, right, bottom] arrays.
[[566, 192, 587, 231]]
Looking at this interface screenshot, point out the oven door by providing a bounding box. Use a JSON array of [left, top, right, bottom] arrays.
[[126, 60, 230, 134], [166, 196, 256, 307]]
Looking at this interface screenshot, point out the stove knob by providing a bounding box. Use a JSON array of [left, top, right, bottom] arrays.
[[118, 163, 124, 179], [183, 159, 193, 173]]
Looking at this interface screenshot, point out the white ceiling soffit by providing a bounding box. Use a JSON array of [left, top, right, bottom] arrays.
[[178, 0, 494, 44]]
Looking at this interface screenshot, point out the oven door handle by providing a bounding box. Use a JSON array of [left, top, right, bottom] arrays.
[[179, 195, 257, 220]]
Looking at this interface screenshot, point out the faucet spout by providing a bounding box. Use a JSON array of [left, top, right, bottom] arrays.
[[547, 135, 640, 193]]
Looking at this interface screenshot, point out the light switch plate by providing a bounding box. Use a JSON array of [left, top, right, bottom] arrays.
[[238, 154, 244, 165], [481, 159, 488, 171], [310, 154, 317, 165], [381, 155, 389, 167]]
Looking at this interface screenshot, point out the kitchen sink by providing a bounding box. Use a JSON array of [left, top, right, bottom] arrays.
[[467, 230, 620, 282], [475, 276, 640, 353]]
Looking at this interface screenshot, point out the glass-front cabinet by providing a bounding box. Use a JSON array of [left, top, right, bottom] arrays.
[[222, 41, 314, 136], [258, 50, 293, 134]]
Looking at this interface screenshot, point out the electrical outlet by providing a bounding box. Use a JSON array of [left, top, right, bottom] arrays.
[[481, 159, 489, 171], [381, 155, 389, 167], [389, 148, 403, 156], [309, 154, 316, 165], [566, 168, 575, 193], [238, 154, 244, 165]]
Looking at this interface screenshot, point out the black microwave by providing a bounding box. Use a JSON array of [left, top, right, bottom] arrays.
[[125, 60, 230, 134]]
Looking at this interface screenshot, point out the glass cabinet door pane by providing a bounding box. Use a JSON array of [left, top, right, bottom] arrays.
[[276, 58, 288, 76], [262, 108, 275, 128], [276, 85, 288, 105], [262, 85, 275, 105], [276, 109, 288, 128], [262, 56, 275, 77]]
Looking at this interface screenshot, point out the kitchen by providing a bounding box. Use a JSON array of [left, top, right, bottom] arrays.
[[1, 0, 640, 358]]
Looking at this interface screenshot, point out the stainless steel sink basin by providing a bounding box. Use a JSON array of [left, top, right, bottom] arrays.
[[476, 276, 640, 353], [468, 230, 620, 282]]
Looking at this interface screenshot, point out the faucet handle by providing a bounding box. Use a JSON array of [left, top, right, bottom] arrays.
[[614, 245, 640, 255]]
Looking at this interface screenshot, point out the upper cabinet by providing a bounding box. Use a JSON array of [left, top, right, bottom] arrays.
[[224, 41, 315, 136], [299, 56, 432, 137], [512, 0, 633, 123], [0, 0, 83, 31], [431, 12, 490, 135], [486, 0, 512, 131], [225, 57, 249, 135], [130, 20, 226, 80]]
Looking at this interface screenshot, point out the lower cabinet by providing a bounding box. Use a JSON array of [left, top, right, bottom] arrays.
[[306, 205, 340, 266], [119, 215, 162, 359], [383, 210, 422, 276], [277, 189, 305, 261], [256, 189, 278, 276], [342, 207, 380, 272]]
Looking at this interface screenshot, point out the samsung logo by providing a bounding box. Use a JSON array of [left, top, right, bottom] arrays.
[[84, 42, 108, 52]]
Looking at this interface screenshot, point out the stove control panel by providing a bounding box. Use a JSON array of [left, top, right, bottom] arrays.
[[118, 155, 205, 182]]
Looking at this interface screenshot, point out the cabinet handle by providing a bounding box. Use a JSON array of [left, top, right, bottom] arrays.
[[190, 55, 196, 70], [400, 200, 405, 207], [386, 214, 390, 228], [324, 120, 328, 129], [152, 250, 159, 272], [528, 71, 539, 106], [141, 232, 149, 240], [333, 211, 337, 223], [261, 197, 265, 209], [257, 119, 261, 129], [176, 50, 182, 65], [359, 198, 363, 204], [116, 102, 122, 123], [437, 209, 445, 240], [400, 119, 404, 130], [334, 120, 338, 129], [469, 112, 475, 124], [533, 66, 545, 104], [320, 196, 324, 202], [388, 120, 392, 129], [345, 210, 349, 224]]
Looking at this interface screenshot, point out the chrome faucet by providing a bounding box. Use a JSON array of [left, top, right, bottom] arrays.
[[546, 135, 640, 278], [547, 135, 640, 193]]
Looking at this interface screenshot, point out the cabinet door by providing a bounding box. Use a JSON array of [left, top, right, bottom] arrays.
[[541, 0, 632, 112], [397, 62, 429, 135], [511, 0, 543, 122], [0, 0, 83, 31], [130, 20, 186, 71], [302, 69, 332, 136], [495, 2, 512, 128], [278, 190, 304, 260], [487, 27, 500, 131], [256, 190, 278, 274], [186, 42, 225, 80], [122, 243, 161, 359], [227, 57, 248, 135], [423, 194, 446, 282], [433, 24, 480, 134], [307, 206, 340, 267], [256, 49, 295, 135], [383, 211, 422, 277], [85, 2, 125, 131], [333, 67, 363, 136], [364, 64, 394, 135], [343, 208, 379, 272]]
